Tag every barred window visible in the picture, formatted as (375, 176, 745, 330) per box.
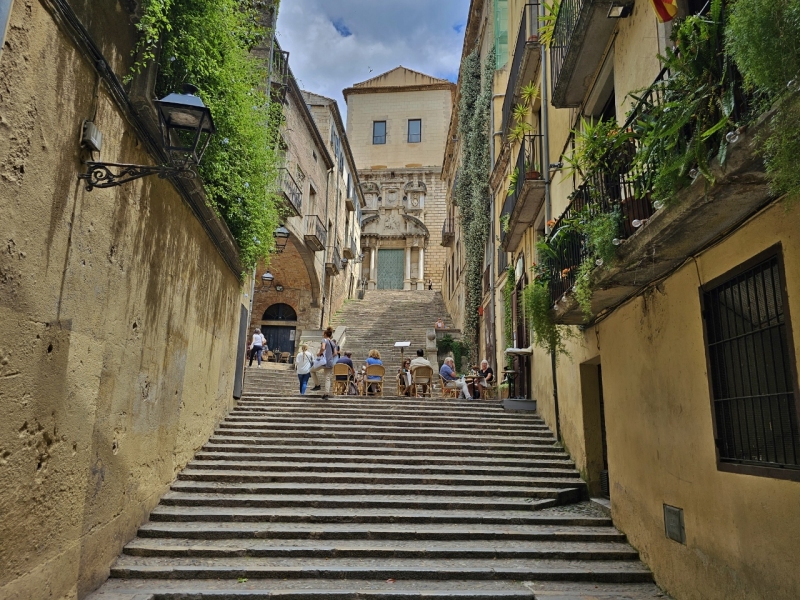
(702, 248, 800, 478)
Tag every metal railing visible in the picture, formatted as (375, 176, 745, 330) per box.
(502, 2, 540, 136)
(333, 245, 341, 269)
(305, 215, 327, 249)
(498, 248, 509, 274)
(500, 133, 544, 226)
(550, 0, 586, 100)
(351, 238, 359, 260)
(544, 57, 749, 306)
(278, 167, 302, 214)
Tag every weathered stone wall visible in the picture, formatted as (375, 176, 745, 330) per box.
(0, 2, 243, 597)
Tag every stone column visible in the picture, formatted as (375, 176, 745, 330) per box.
(404, 246, 412, 291)
(369, 246, 377, 290)
(417, 247, 425, 290)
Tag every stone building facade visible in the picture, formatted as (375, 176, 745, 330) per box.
(343, 67, 455, 291)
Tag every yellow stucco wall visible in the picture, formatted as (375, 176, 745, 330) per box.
(531, 201, 800, 599)
(0, 4, 242, 598)
(346, 88, 453, 170)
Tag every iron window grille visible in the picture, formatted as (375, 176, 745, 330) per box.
(408, 119, 422, 143)
(373, 121, 386, 145)
(702, 247, 800, 478)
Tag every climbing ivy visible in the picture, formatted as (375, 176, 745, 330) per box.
(455, 47, 495, 363)
(132, 0, 284, 270)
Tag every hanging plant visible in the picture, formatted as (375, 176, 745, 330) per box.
(538, 0, 561, 49)
(520, 82, 540, 107)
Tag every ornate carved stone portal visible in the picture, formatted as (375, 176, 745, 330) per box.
(360, 174, 430, 291)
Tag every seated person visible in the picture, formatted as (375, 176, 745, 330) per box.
(397, 358, 412, 395)
(439, 357, 472, 400)
(471, 359, 495, 398)
(365, 349, 383, 393)
(409, 348, 432, 370)
(435, 318, 445, 329)
(336, 350, 355, 380)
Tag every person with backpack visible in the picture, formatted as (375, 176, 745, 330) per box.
(294, 343, 315, 395)
(309, 326, 336, 399)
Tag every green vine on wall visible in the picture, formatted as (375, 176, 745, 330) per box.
(436, 334, 467, 372)
(133, 0, 284, 270)
(455, 47, 495, 363)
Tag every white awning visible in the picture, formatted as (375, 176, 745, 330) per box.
(504, 346, 533, 355)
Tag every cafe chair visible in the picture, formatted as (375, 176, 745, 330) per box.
(364, 365, 385, 397)
(411, 366, 433, 398)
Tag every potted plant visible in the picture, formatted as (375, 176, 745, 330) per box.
(525, 160, 541, 180)
(500, 213, 511, 233)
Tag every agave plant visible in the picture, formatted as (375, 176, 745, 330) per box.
(512, 103, 529, 123)
(520, 82, 540, 107)
(507, 121, 533, 145)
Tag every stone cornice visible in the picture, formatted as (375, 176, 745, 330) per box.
(343, 83, 456, 101)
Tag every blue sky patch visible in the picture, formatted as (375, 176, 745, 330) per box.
(332, 18, 352, 37)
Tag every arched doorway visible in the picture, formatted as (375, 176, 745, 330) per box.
(260, 303, 298, 359)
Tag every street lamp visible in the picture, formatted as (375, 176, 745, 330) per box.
(261, 271, 275, 289)
(79, 84, 216, 190)
(273, 225, 290, 253)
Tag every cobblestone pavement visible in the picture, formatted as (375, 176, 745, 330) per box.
(89, 387, 668, 599)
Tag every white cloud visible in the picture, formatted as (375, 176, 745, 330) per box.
(276, 0, 469, 121)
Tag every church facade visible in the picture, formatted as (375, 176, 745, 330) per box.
(343, 67, 455, 291)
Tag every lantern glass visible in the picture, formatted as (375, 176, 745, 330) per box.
(273, 225, 290, 253)
(154, 84, 216, 168)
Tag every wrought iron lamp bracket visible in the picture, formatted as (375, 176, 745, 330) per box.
(78, 161, 196, 191)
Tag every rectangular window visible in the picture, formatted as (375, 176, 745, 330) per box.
(702, 247, 800, 479)
(373, 121, 386, 145)
(408, 119, 422, 143)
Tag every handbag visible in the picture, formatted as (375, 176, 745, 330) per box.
(311, 355, 326, 371)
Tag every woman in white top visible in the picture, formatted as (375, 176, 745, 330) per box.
(248, 329, 265, 367)
(295, 343, 315, 395)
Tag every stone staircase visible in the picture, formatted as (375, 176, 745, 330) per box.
(332, 290, 454, 368)
(89, 389, 666, 599)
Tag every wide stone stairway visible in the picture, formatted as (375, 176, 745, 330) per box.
(332, 290, 453, 366)
(89, 383, 667, 598)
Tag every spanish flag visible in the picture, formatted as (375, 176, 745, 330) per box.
(649, 0, 678, 22)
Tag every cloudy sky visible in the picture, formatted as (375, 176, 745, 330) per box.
(276, 0, 469, 121)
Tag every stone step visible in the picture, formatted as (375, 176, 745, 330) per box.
(183, 460, 579, 479)
(135, 520, 624, 541)
(109, 556, 653, 583)
(213, 429, 556, 446)
(230, 407, 536, 422)
(177, 469, 584, 489)
(158, 491, 566, 510)
(195, 450, 575, 469)
(122, 538, 639, 560)
(89, 578, 668, 599)
(205, 435, 563, 453)
(169, 481, 579, 498)
(147, 504, 590, 525)
(219, 420, 549, 437)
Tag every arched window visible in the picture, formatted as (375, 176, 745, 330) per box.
(262, 303, 297, 321)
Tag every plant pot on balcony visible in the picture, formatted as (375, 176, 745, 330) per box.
(525, 170, 541, 180)
(528, 35, 539, 43)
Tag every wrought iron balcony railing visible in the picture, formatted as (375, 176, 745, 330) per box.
(501, 2, 541, 137)
(441, 217, 456, 247)
(500, 133, 545, 250)
(278, 167, 302, 216)
(326, 244, 342, 275)
(304, 215, 327, 252)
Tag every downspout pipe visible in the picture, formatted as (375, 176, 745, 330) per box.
(540, 2, 559, 441)
(540, 2, 552, 235)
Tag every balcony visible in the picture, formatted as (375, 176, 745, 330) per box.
(304, 215, 327, 252)
(545, 66, 768, 324)
(501, 2, 542, 136)
(500, 133, 545, 251)
(278, 167, 302, 216)
(441, 217, 456, 247)
(270, 42, 290, 104)
(326, 244, 342, 276)
(345, 186, 356, 212)
(343, 237, 358, 259)
(550, 0, 618, 108)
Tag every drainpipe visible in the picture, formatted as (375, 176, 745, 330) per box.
(540, 3, 552, 235)
(490, 93, 505, 372)
(320, 166, 333, 328)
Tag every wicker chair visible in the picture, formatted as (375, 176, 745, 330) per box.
(332, 363, 352, 395)
(279, 352, 290, 363)
(364, 365, 385, 396)
(411, 366, 434, 398)
(440, 375, 459, 399)
(264, 350, 275, 363)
